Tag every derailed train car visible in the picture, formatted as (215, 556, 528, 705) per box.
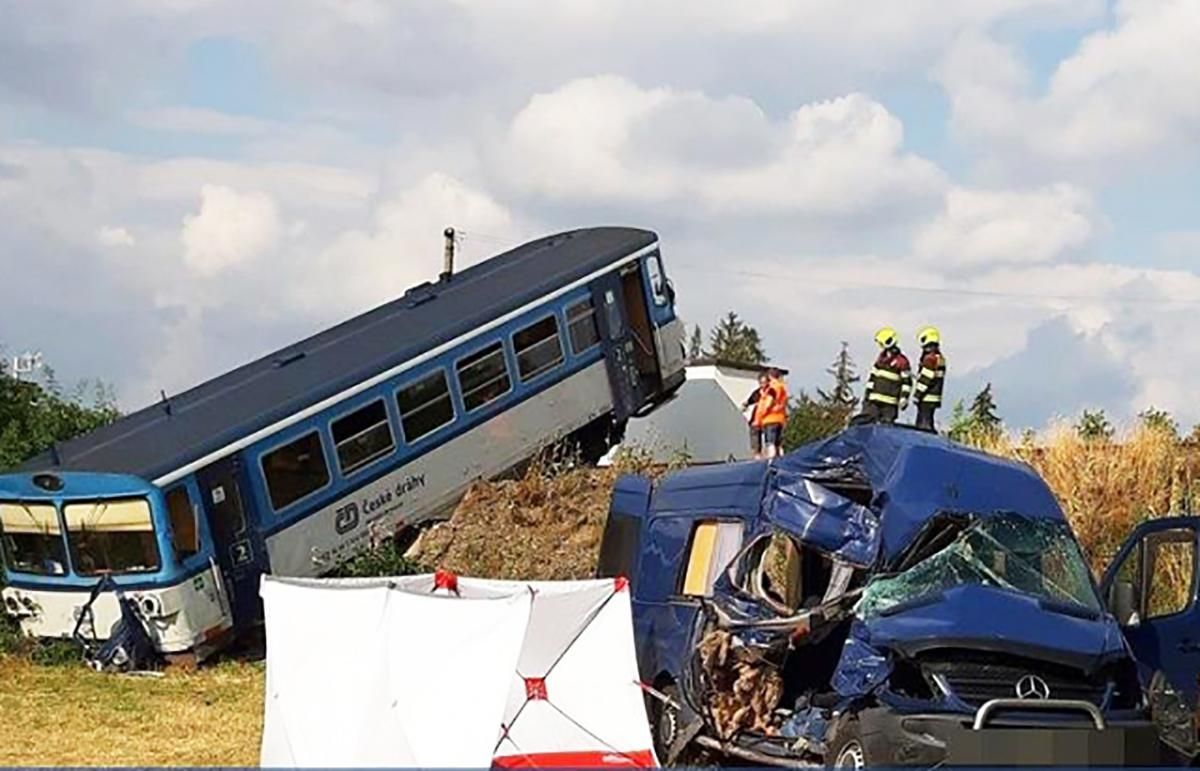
(598, 424, 1187, 767)
(1, 227, 686, 659)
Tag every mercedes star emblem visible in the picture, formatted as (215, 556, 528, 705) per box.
(1015, 674, 1051, 700)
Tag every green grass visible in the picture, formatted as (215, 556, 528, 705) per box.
(0, 655, 264, 765)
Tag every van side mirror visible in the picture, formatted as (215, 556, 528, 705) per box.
(1109, 580, 1139, 626)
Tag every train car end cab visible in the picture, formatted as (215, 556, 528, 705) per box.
(0, 471, 233, 658)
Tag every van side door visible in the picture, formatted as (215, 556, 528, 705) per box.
(1101, 516, 1200, 753)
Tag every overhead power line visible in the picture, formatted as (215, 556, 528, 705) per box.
(680, 265, 1200, 309)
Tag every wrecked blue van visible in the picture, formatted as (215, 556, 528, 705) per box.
(597, 425, 1175, 767)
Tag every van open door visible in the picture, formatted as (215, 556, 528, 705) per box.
(1100, 516, 1200, 758)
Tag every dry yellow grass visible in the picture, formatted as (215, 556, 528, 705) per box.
(977, 425, 1200, 573)
(0, 655, 264, 765)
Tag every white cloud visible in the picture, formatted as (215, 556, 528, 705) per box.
(96, 225, 135, 247)
(131, 106, 275, 136)
(914, 184, 1097, 267)
(139, 158, 371, 211)
(180, 184, 282, 276)
(938, 0, 1200, 170)
(500, 76, 944, 218)
(3, 0, 1197, 433)
(305, 171, 522, 314)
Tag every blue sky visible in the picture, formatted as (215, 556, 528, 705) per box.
(1, 0, 1198, 432)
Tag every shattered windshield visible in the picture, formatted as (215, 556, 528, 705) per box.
(857, 514, 1100, 618)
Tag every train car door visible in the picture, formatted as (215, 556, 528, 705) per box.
(592, 273, 646, 422)
(195, 455, 267, 628)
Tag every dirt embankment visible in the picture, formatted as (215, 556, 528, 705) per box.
(412, 464, 624, 580)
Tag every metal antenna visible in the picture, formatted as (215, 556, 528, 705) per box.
(440, 227, 456, 282)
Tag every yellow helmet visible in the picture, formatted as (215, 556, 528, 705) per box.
(918, 326, 941, 346)
(874, 327, 898, 348)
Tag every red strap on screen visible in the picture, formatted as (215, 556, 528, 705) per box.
(524, 677, 548, 700)
(433, 569, 459, 593)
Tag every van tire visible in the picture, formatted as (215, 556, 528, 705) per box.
(650, 682, 681, 762)
(826, 716, 873, 769)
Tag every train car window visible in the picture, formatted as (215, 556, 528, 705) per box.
(331, 399, 395, 475)
(63, 498, 160, 575)
(397, 370, 456, 442)
(262, 431, 330, 511)
(602, 289, 623, 339)
(513, 315, 564, 382)
(566, 299, 600, 354)
(0, 502, 67, 575)
(456, 341, 512, 412)
(646, 254, 668, 305)
(166, 487, 199, 561)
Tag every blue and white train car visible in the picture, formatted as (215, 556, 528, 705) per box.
(0, 227, 686, 657)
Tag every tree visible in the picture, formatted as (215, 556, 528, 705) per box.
(687, 324, 704, 362)
(1076, 409, 1114, 442)
(706, 311, 767, 366)
(817, 341, 859, 410)
(781, 343, 860, 451)
(947, 383, 1002, 444)
(782, 391, 845, 451)
(1138, 407, 1179, 439)
(969, 383, 1001, 430)
(0, 356, 120, 470)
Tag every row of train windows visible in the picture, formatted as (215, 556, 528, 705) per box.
(260, 299, 603, 512)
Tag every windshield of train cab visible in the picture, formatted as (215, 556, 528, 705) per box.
(0, 497, 161, 577)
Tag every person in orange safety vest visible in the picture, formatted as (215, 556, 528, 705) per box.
(756, 367, 788, 459)
(742, 371, 771, 458)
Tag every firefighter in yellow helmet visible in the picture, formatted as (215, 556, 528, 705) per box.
(912, 326, 947, 431)
(860, 327, 912, 424)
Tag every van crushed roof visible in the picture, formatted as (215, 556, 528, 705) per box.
(773, 424, 1065, 563)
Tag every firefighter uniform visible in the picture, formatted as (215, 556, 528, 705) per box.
(861, 327, 911, 424)
(913, 326, 946, 432)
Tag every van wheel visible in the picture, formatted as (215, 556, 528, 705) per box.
(651, 682, 681, 761)
(827, 717, 872, 769)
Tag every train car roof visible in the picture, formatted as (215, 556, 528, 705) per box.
(19, 226, 658, 481)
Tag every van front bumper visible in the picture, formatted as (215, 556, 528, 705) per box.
(858, 706, 1165, 766)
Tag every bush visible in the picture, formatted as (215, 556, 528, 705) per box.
(327, 539, 426, 579)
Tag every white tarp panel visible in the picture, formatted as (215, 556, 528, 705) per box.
(259, 577, 531, 768)
(260, 574, 656, 768)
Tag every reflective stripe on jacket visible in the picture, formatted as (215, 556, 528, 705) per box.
(865, 350, 912, 406)
(914, 348, 947, 405)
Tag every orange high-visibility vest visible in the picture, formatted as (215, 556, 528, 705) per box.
(758, 378, 788, 426)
